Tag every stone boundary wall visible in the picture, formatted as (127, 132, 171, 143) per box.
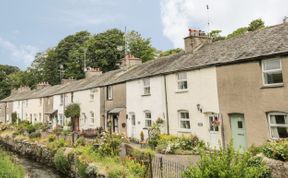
(0, 135, 105, 178)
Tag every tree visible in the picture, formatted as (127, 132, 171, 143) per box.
(227, 27, 248, 39)
(248, 19, 265, 31)
(0, 70, 11, 100)
(126, 31, 156, 62)
(208, 30, 226, 42)
(159, 48, 183, 57)
(65, 103, 80, 131)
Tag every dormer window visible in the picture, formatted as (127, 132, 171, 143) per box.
(177, 72, 188, 90)
(143, 78, 151, 95)
(262, 59, 283, 85)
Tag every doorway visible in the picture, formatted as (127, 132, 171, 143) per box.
(230, 114, 247, 151)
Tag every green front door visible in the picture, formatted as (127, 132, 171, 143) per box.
(230, 114, 247, 151)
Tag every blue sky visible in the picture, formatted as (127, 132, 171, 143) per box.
(0, 0, 287, 69)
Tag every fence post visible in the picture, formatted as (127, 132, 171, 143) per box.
(149, 154, 153, 178)
(160, 157, 163, 178)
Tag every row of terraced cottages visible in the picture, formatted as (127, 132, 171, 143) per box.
(1, 22, 288, 150)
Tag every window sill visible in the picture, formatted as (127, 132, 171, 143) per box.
(141, 94, 151, 97)
(261, 83, 284, 89)
(175, 89, 188, 93)
(143, 127, 150, 130)
(178, 129, 192, 133)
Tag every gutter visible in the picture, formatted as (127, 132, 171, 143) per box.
(163, 75, 170, 135)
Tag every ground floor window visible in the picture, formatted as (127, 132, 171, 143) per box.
(268, 112, 288, 139)
(144, 111, 152, 128)
(179, 110, 190, 129)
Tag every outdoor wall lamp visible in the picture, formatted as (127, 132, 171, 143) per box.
(197, 104, 202, 113)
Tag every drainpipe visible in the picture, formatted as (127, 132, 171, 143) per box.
(4, 102, 7, 123)
(220, 113, 226, 149)
(163, 75, 170, 135)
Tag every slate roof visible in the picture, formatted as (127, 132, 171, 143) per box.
(2, 23, 288, 102)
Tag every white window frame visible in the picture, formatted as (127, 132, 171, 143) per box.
(262, 59, 283, 86)
(39, 98, 42, 106)
(144, 110, 152, 128)
(143, 78, 151, 95)
(107, 86, 113, 100)
(90, 111, 95, 123)
(178, 110, 191, 130)
(177, 72, 188, 91)
(90, 93, 95, 101)
(268, 112, 288, 139)
(60, 95, 64, 106)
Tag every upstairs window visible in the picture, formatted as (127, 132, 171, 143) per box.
(144, 111, 152, 128)
(39, 98, 42, 106)
(71, 92, 74, 103)
(179, 110, 190, 129)
(107, 86, 113, 100)
(268, 113, 288, 139)
(177, 72, 188, 90)
(143, 78, 151, 95)
(90, 93, 94, 101)
(60, 95, 64, 106)
(262, 59, 283, 85)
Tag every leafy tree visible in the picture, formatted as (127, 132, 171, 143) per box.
(227, 27, 248, 39)
(64, 103, 80, 118)
(0, 70, 11, 100)
(86, 29, 125, 72)
(208, 30, 226, 42)
(126, 31, 156, 62)
(248, 18, 265, 31)
(159, 48, 183, 57)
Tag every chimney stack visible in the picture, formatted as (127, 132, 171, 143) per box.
(85, 67, 102, 78)
(184, 29, 210, 53)
(120, 54, 142, 69)
(36, 82, 50, 90)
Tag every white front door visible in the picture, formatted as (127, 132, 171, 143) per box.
(208, 115, 221, 149)
(131, 114, 136, 137)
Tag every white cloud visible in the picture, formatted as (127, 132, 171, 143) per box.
(160, 0, 288, 48)
(0, 37, 38, 67)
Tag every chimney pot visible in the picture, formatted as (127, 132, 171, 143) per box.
(184, 28, 210, 53)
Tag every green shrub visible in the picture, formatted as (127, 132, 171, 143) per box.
(148, 123, 161, 148)
(26, 124, 36, 134)
(0, 149, 25, 178)
(53, 148, 71, 174)
(76, 159, 88, 178)
(156, 134, 205, 154)
(261, 139, 288, 161)
(47, 138, 68, 152)
(98, 134, 123, 156)
(108, 167, 128, 178)
(28, 131, 41, 138)
(125, 160, 146, 177)
(182, 144, 271, 178)
(75, 137, 86, 147)
(48, 134, 56, 142)
(65, 103, 80, 118)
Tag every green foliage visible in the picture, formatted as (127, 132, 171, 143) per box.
(53, 147, 71, 174)
(47, 138, 69, 152)
(159, 48, 183, 57)
(227, 27, 248, 39)
(64, 103, 80, 118)
(126, 31, 156, 62)
(48, 134, 56, 142)
(156, 134, 205, 154)
(261, 139, 288, 161)
(182, 144, 271, 178)
(0, 149, 25, 178)
(208, 30, 226, 42)
(98, 134, 123, 156)
(125, 160, 146, 177)
(76, 159, 89, 178)
(75, 137, 86, 147)
(248, 18, 265, 31)
(28, 131, 41, 138)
